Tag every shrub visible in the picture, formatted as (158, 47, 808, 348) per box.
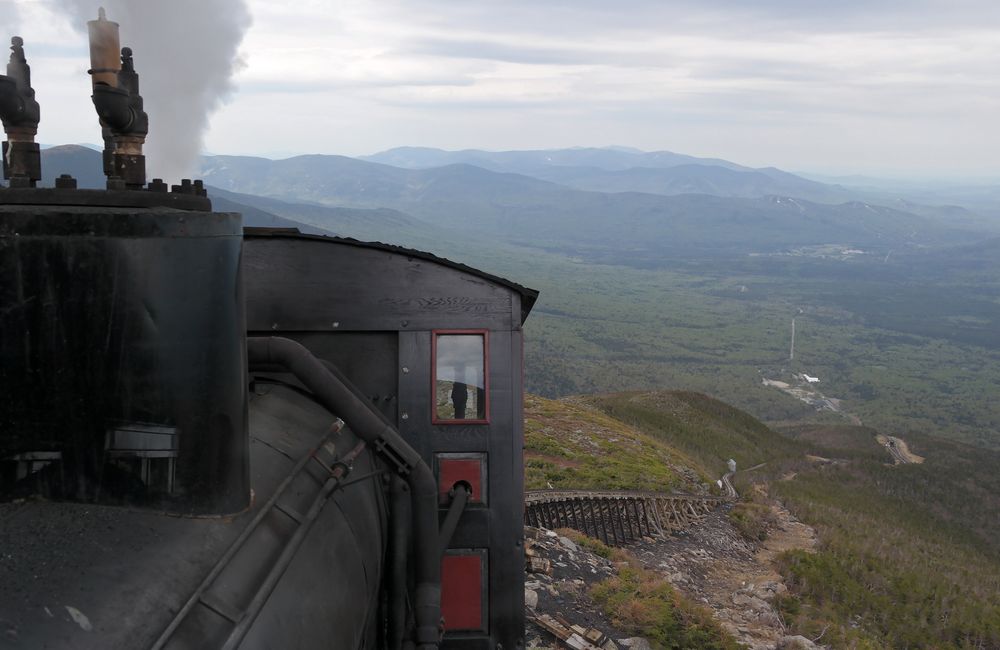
(590, 553, 741, 650)
(728, 501, 777, 542)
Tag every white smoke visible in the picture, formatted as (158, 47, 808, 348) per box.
(52, 0, 251, 183)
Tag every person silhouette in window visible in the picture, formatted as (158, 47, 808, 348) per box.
(451, 381, 468, 419)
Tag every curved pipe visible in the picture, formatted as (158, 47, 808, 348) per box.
(246, 336, 441, 650)
(91, 83, 134, 131)
(438, 483, 470, 558)
(388, 475, 411, 650)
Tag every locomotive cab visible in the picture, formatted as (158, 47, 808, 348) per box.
(243, 229, 537, 649)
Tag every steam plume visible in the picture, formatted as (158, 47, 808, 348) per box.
(54, 0, 251, 182)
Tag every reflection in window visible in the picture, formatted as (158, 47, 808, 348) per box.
(435, 333, 487, 422)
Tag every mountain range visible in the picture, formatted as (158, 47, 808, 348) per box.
(34, 144, 989, 262)
(362, 146, 854, 203)
(197, 150, 982, 258)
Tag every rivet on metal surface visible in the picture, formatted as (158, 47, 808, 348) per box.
(332, 321, 340, 328)
(401, 320, 409, 327)
(401, 412, 409, 420)
(402, 366, 409, 374)
(271, 323, 278, 330)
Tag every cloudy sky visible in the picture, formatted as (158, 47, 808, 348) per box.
(3, 0, 1000, 179)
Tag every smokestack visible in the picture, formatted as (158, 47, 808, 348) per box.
(58, 0, 251, 183)
(86, 8, 120, 88)
(87, 8, 148, 189)
(0, 36, 41, 187)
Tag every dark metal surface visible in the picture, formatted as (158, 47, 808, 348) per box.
(0, 206, 246, 514)
(0, 185, 212, 211)
(0, 382, 387, 650)
(243, 229, 538, 325)
(240, 231, 535, 649)
(247, 336, 443, 650)
(281, 331, 400, 424)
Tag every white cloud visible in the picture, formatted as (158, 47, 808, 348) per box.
(6, 0, 1000, 177)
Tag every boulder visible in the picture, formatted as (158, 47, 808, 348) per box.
(524, 588, 538, 609)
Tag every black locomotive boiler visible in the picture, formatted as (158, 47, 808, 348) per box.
(0, 14, 537, 650)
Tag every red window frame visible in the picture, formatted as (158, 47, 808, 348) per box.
(435, 452, 487, 505)
(431, 329, 490, 425)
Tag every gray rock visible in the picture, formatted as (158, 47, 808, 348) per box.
(777, 635, 820, 649)
(524, 588, 538, 609)
(617, 638, 652, 650)
(558, 535, 579, 552)
(732, 593, 754, 607)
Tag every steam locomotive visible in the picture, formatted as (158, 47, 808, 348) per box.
(0, 12, 536, 650)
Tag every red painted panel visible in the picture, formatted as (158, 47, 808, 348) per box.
(438, 458, 483, 503)
(441, 554, 484, 631)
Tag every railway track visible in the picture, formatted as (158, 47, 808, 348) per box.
(720, 472, 737, 499)
(524, 489, 733, 546)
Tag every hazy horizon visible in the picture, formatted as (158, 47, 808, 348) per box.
(39, 140, 1000, 187)
(5, 0, 999, 181)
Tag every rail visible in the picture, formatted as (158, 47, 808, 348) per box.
(524, 489, 732, 547)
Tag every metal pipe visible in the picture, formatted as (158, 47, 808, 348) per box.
(247, 336, 441, 650)
(86, 8, 121, 88)
(388, 475, 411, 650)
(438, 483, 470, 557)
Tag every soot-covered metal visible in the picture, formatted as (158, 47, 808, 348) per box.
(0, 204, 247, 513)
(0, 16, 243, 515)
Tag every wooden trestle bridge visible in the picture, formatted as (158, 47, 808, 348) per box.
(524, 490, 731, 547)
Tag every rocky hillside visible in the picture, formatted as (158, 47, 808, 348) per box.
(523, 392, 822, 649)
(525, 391, 1000, 649)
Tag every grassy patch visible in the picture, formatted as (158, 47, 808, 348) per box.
(590, 551, 741, 650)
(524, 394, 711, 492)
(585, 390, 804, 473)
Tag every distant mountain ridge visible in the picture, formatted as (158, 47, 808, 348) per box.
(199, 151, 976, 257)
(361, 146, 856, 203)
(361, 145, 751, 173)
(31, 145, 987, 261)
